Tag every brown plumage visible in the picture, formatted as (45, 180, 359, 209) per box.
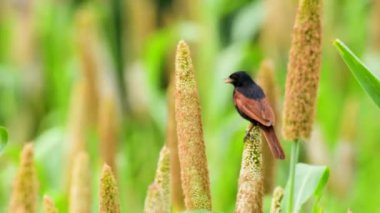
(233, 91, 275, 126)
(226, 71, 285, 159)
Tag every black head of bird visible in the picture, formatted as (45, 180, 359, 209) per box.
(224, 71, 255, 87)
(225, 71, 265, 100)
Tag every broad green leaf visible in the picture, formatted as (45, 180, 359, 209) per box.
(283, 163, 329, 212)
(334, 39, 380, 108)
(0, 127, 8, 153)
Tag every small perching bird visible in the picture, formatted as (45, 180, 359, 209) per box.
(225, 71, 285, 159)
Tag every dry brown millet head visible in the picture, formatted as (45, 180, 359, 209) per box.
(99, 164, 121, 213)
(174, 40, 212, 210)
(282, 0, 322, 141)
(9, 143, 38, 213)
(69, 152, 91, 213)
(235, 124, 263, 213)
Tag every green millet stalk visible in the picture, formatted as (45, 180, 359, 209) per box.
(69, 152, 91, 213)
(175, 40, 212, 210)
(99, 164, 121, 213)
(283, 0, 322, 141)
(256, 59, 280, 194)
(43, 196, 58, 213)
(235, 124, 263, 213)
(9, 143, 38, 213)
(144, 146, 171, 213)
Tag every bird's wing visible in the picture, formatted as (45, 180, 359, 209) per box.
(234, 91, 275, 127)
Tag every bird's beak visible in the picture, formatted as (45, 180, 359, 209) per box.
(224, 77, 233, 84)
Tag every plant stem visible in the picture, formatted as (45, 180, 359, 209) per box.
(287, 139, 300, 213)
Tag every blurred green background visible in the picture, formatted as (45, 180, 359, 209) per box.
(0, 0, 379, 212)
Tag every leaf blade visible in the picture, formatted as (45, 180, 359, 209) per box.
(282, 163, 329, 212)
(334, 39, 380, 108)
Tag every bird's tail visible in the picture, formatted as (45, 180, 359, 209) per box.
(260, 125, 285, 159)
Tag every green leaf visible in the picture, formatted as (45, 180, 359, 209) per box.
(334, 39, 380, 108)
(283, 163, 329, 212)
(0, 126, 8, 153)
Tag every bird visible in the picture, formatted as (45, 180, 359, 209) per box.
(225, 71, 285, 159)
